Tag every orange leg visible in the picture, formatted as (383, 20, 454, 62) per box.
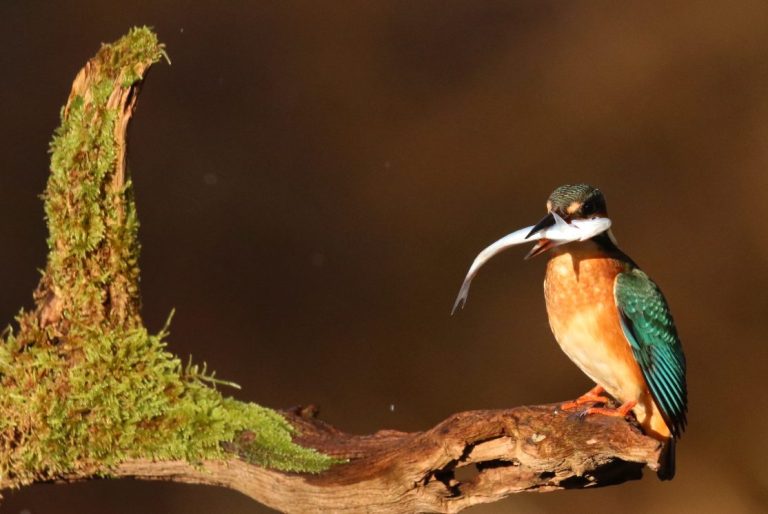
(583, 400, 637, 418)
(560, 385, 611, 411)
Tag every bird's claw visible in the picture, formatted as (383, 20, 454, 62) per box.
(558, 385, 611, 412)
(582, 400, 637, 418)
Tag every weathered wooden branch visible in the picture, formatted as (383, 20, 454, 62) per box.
(0, 28, 664, 513)
(46, 404, 661, 513)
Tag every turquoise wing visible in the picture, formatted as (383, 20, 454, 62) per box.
(614, 269, 687, 437)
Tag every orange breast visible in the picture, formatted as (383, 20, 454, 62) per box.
(544, 242, 670, 439)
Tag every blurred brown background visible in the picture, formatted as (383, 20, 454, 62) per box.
(1, 1, 767, 513)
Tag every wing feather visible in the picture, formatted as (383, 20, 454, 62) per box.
(614, 269, 687, 437)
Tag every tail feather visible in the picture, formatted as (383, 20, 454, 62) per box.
(657, 438, 676, 480)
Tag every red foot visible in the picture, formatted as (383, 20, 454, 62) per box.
(584, 400, 637, 418)
(560, 385, 611, 411)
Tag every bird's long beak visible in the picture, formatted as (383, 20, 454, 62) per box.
(526, 212, 556, 239)
(451, 213, 611, 314)
(524, 212, 559, 260)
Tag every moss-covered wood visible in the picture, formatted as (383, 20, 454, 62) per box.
(0, 27, 666, 512)
(0, 27, 337, 490)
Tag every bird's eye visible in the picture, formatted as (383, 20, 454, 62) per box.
(580, 200, 596, 216)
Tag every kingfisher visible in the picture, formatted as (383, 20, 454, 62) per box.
(452, 184, 687, 480)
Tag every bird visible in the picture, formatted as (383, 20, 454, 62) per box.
(452, 183, 687, 480)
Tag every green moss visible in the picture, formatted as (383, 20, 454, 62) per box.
(0, 323, 337, 484)
(0, 27, 340, 487)
(43, 30, 158, 330)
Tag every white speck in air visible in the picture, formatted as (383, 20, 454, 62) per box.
(389, 404, 395, 412)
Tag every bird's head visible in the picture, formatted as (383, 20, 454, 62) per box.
(524, 184, 609, 258)
(451, 183, 613, 313)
